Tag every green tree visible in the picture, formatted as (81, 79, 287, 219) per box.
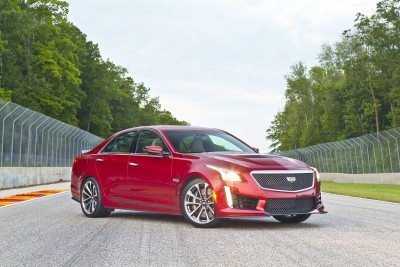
(267, 0, 400, 151)
(0, 0, 187, 137)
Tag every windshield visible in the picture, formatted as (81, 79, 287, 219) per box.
(164, 130, 256, 154)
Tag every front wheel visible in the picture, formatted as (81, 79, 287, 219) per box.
(80, 177, 111, 218)
(273, 214, 311, 223)
(181, 178, 221, 228)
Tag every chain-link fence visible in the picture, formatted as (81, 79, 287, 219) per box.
(278, 128, 400, 174)
(0, 98, 104, 167)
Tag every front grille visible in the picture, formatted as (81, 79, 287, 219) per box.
(232, 194, 258, 210)
(265, 198, 315, 215)
(251, 171, 314, 192)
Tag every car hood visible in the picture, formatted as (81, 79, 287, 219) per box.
(202, 153, 310, 170)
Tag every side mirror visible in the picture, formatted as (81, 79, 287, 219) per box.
(252, 147, 260, 153)
(144, 146, 164, 156)
(81, 149, 90, 155)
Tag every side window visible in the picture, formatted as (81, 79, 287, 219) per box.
(136, 130, 167, 153)
(102, 131, 137, 153)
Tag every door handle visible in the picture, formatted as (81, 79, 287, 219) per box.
(96, 158, 104, 162)
(128, 162, 138, 166)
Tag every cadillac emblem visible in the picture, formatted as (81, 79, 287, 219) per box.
(286, 176, 296, 182)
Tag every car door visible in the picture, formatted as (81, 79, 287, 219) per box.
(94, 131, 137, 204)
(126, 130, 175, 211)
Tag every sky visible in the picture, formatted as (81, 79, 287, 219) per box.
(66, 0, 378, 152)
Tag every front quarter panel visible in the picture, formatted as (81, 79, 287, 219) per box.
(171, 154, 258, 216)
(171, 152, 324, 218)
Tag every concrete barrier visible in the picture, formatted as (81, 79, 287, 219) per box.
(0, 167, 71, 189)
(321, 172, 400, 185)
(1, 168, 399, 189)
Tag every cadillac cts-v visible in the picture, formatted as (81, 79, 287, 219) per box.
(71, 126, 326, 228)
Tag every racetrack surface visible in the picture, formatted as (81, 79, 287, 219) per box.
(0, 192, 399, 266)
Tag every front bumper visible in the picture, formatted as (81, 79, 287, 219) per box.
(217, 204, 327, 218)
(210, 178, 326, 218)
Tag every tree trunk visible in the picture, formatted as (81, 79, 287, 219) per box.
(371, 88, 379, 134)
(87, 93, 100, 132)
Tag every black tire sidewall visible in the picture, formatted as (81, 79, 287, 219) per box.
(273, 214, 311, 223)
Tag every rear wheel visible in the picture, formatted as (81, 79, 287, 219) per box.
(181, 178, 221, 228)
(273, 214, 311, 223)
(80, 177, 111, 218)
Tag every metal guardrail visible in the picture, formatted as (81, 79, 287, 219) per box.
(0, 98, 104, 167)
(278, 128, 400, 174)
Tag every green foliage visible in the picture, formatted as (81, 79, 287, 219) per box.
(0, 88, 12, 100)
(267, 0, 400, 152)
(0, 0, 187, 138)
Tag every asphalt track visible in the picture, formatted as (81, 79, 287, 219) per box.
(0, 191, 399, 266)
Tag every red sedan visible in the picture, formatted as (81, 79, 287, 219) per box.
(71, 126, 326, 228)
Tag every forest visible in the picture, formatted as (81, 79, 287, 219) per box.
(0, 0, 188, 138)
(267, 0, 400, 152)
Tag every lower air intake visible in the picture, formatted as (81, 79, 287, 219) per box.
(232, 194, 258, 210)
(265, 198, 314, 215)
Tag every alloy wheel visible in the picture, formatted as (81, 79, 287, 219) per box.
(81, 181, 98, 214)
(184, 182, 215, 224)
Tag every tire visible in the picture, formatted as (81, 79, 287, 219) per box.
(181, 178, 221, 228)
(80, 177, 111, 218)
(273, 214, 311, 223)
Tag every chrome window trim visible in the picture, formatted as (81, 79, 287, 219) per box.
(250, 170, 315, 193)
(129, 152, 173, 158)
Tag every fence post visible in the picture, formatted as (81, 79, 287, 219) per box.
(54, 124, 68, 167)
(18, 112, 37, 166)
(389, 129, 400, 172)
(345, 139, 359, 174)
(333, 142, 346, 173)
(46, 121, 62, 167)
(10, 108, 29, 166)
(321, 143, 334, 173)
(62, 127, 76, 166)
(68, 129, 81, 165)
(303, 148, 312, 166)
(369, 134, 385, 172)
(327, 142, 339, 173)
(353, 137, 365, 174)
(27, 115, 44, 167)
(40, 119, 56, 167)
(74, 131, 85, 158)
(313, 145, 325, 172)
(50, 122, 65, 167)
(33, 117, 50, 166)
(1, 106, 20, 166)
(378, 132, 393, 173)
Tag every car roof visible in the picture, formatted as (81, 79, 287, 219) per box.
(124, 125, 222, 132)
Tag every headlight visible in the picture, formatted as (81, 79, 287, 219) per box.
(311, 167, 320, 182)
(205, 164, 242, 182)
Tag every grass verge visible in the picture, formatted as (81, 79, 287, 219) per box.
(322, 182, 400, 203)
